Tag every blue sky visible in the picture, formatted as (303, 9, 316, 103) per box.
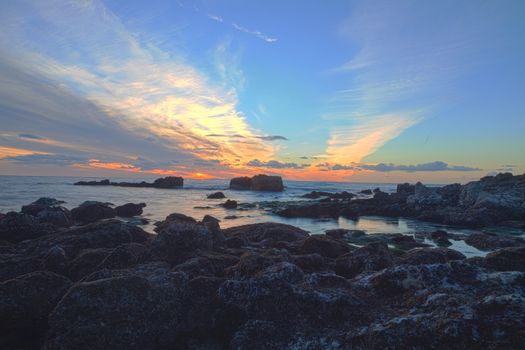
(0, 0, 523, 182)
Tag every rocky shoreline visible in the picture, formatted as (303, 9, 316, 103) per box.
(1, 187, 525, 349)
(74, 176, 184, 189)
(274, 172, 525, 229)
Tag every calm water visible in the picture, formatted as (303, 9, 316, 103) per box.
(1, 175, 523, 257)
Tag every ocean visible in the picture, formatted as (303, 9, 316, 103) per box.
(1, 175, 522, 257)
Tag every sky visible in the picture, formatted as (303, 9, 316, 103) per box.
(0, 0, 524, 183)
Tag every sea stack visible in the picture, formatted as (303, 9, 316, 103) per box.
(74, 176, 183, 189)
(229, 174, 284, 192)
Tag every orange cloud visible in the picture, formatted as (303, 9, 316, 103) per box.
(0, 146, 50, 159)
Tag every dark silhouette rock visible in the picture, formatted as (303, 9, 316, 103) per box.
(75, 176, 183, 189)
(115, 203, 146, 217)
(74, 179, 110, 186)
(230, 174, 284, 191)
(207, 192, 226, 199)
(484, 247, 525, 271)
(71, 202, 116, 224)
(0, 271, 72, 349)
(0, 212, 55, 243)
(222, 200, 238, 209)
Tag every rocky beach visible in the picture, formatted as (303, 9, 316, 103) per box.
(0, 173, 524, 349)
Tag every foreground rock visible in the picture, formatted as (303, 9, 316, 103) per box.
(115, 203, 146, 217)
(71, 201, 116, 224)
(230, 174, 284, 192)
(74, 176, 184, 189)
(1, 201, 524, 349)
(275, 172, 525, 228)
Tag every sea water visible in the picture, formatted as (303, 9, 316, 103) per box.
(1, 175, 523, 257)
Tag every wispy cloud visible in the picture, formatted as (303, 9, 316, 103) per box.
(232, 23, 277, 43)
(0, 0, 277, 177)
(247, 159, 310, 169)
(207, 14, 223, 23)
(318, 161, 481, 172)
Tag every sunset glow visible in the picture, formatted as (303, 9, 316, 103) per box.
(0, 0, 523, 182)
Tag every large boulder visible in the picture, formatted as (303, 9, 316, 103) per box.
(71, 202, 116, 224)
(229, 176, 253, 190)
(0, 271, 72, 349)
(335, 242, 393, 278)
(223, 222, 309, 245)
(395, 247, 466, 266)
(207, 192, 226, 199)
(115, 203, 146, 217)
(21, 198, 73, 227)
(152, 176, 183, 188)
(229, 175, 284, 192)
(44, 275, 184, 349)
(251, 175, 284, 192)
(154, 213, 197, 233)
(0, 212, 55, 243)
(152, 222, 214, 265)
(484, 247, 525, 271)
(298, 235, 351, 258)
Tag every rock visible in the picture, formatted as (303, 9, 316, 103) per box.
(71, 202, 116, 224)
(115, 203, 146, 217)
(201, 215, 225, 245)
(335, 242, 393, 278)
(360, 189, 373, 195)
(45, 275, 184, 349)
(396, 247, 466, 266)
(252, 175, 284, 192)
(225, 250, 291, 278)
(5, 220, 151, 280)
(464, 232, 525, 251)
(291, 253, 324, 271)
(225, 237, 245, 248)
(0, 212, 55, 243)
(222, 200, 238, 209)
(223, 222, 309, 244)
(74, 179, 110, 186)
(42, 245, 68, 274)
(229, 176, 253, 190)
(484, 247, 525, 271)
(0, 271, 72, 349)
(152, 176, 183, 188)
(298, 235, 351, 258)
(230, 174, 284, 192)
(325, 228, 351, 239)
(21, 198, 73, 227)
(430, 230, 452, 246)
(98, 243, 150, 270)
(74, 177, 184, 188)
(152, 222, 214, 265)
(67, 248, 112, 281)
(207, 192, 226, 199)
(389, 234, 430, 250)
(154, 213, 197, 233)
(174, 252, 239, 278)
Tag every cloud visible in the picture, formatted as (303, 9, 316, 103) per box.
(246, 159, 310, 169)
(255, 135, 288, 141)
(6, 153, 88, 166)
(324, 113, 420, 164)
(0, 0, 277, 176)
(18, 133, 43, 140)
(208, 14, 223, 23)
(231, 23, 277, 43)
(320, 161, 480, 172)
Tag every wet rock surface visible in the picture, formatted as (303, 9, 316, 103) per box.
(277, 172, 525, 229)
(0, 195, 524, 349)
